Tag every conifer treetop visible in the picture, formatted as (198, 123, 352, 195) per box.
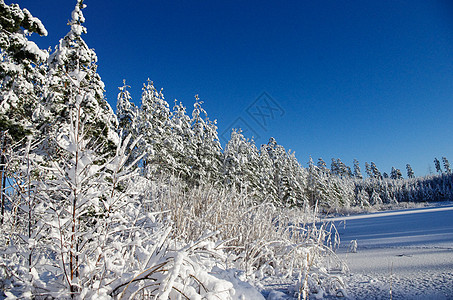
(49, 0, 95, 70)
(0, 0, 48, 63)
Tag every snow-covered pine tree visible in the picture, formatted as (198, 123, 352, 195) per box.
(201, 107, 222, 184)
(442, 157, 451, 174)
(390, 167, 398, 180)
(369, 189, 383, 206)
(355, 188, 370, 207)
(190, 95, 222, 186)
(370, 162, 382, 180)
(336, 158, 349, 178)
(169, 99, 196, 182)
(317, 158, 329, 175)
(406, 164, 415, 178)
(434, 158, 442, 174)
(0, 0, 48, 141)
(138, 79, 175, 178)
(222, 129, 240, 187)
(45, 0, 118, 156)
(284, 150, 308, 206)
(263, 137, 307, 206)
(307, 157, 318, 206)
(258, 142, 279, 203)
(265, 137, 287, 202)
(116, 80, 137, 137)
(330, 158, 338, 176)
(365, 162, 372, 178)
(353, 159, 362, 179)
(222, 129, 260, 196)
(347, 165, 353, 177)
(307, 156, 330, 209)
(327, 173, 355, 209)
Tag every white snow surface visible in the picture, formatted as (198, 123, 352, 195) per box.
(325, 204, 453, 299)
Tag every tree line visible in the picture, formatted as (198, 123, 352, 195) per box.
(1, 0, 452, 215)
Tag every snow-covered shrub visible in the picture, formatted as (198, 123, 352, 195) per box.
(0, 137, 47, 299)
(0, 97, 249, 299)
(151, 178, 348, 298)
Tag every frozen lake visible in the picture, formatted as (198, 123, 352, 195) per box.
(326, 204, 453, 299)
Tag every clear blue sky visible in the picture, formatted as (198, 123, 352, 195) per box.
(18, 0, 453, 176)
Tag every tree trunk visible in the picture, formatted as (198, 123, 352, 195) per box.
(0, 132, 7, 224)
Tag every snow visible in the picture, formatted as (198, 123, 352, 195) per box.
(24, 40, 48, 62)
(23, 8, 48, 36)
(267, 290, 291, 299)
(325, 204, 453, 299)
(211, 267, 266, 300)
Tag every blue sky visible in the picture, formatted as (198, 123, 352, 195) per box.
(19, 0, 453, 176)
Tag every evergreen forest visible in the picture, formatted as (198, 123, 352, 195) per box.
(0, 1, 451, 298)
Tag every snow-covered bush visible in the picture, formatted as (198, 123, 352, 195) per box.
(0, 96, 251, 299)
(150, 177, 348, 298)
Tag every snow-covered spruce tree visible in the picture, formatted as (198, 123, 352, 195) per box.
(189, 95, 222, 186)
(390, 167, 403, 180)
(308, 156, 354, 210)
(265, 137, 291, 205)
(406, 163, 415, 178)
(257, 142, 279, 203)
(306, 157, 318, 207)
(355, 187, 370, 207)
(222, 129, 246, 188)
(369, 189, 383, 206)
(44, 0, 118, 156)
(222, 129, 261, 197)
(137, 79, 174, 178)
(370, 162, 382, 180)
(0, 0, 48, 142)
(116, 80, 137, 138)
(283, 150, 308, 206)
(168, 99, 196, 182)
(353, 158, 362, 179)
(317, 158, 329, 175)
(307, 157, 329, 208)
(332, 173, 356, 209)
(263, 137, 307, 207)
(364, 162, 372, 178)
(328, 159, 350, 178)
(330, 158, 338, 176)
(434, 158, 442, 174)
(116, 80, 152, 176)
(442, 157, 451, 174)
(336, 158, 350, 178)
(347, 165, 353, 177)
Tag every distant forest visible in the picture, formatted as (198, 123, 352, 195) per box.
(1, 0, 452, 214)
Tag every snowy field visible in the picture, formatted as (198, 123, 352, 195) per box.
(326, 204, 453, 299)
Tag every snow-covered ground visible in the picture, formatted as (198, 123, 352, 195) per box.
(326, 204, 453, 299)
